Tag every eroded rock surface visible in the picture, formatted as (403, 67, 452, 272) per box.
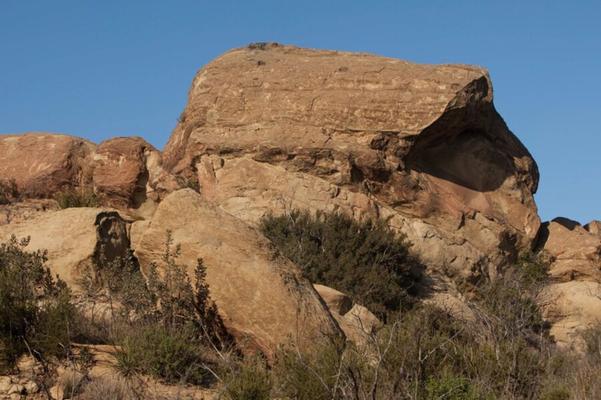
(539, 219, 601, 348)
(0, 133, 95, 198)
(132, 189, 342, 357)
(0, 134, 178, 216)
(92, 137, 178, 211)
(0, 207, 131, 288)
(164, 44, 540, 287)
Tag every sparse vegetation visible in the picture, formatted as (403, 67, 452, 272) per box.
(4, 223, 601, 399)
(217, 252, 601, 400)
(109, 232, 230, 385)
(55, 188, 100, 209)
(260, 210, 423, 318)
(0, 179, 18, 205)
(78, 376, 136, 400)
(0, 236, 76, 369)
(223, 356, 272, 400)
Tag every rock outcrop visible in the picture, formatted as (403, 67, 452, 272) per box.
(163, 44, 540, 287)
(0, 134, 178, 217)
(0, 133, 95, 198)
(538, 218, 601, 348)
(92, 137, 178, 212)
(3, 44, 599, 353)
(132, 189, 342, 357)
(0, 207, 131, 288)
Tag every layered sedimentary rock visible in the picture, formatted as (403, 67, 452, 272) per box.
(538, 218, 601, 348)
(163, 44, 540, 286)
(132, 189, 342, 357)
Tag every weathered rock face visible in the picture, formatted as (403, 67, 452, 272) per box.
(538, 218, 601, 348)
(92, 137, 178, 211)
(0, 133, 95, 198)
(0, 207, 131, 288)
(163, 44, 540, 285)
(132, 189, 342, 357)
(0, 134, 178, 215)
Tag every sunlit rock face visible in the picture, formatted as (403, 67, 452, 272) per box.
(163, 43, 540, 287)
(538, 218, 601, 349)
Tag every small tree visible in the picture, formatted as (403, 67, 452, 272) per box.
(0, 236, 75, 369)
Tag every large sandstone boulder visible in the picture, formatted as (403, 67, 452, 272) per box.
(132, 189, 341, 357)
(0, 208, 131, 288)
(163, 44, 540, 286)
(0, 133, 95, 198)
(539, 218, 601, 348)
(92, 136, 178, 212)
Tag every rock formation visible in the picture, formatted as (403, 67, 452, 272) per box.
(163, 44, 540, 288)
(0, 134, 178, 218)
(0, 207, 130, 288)
(0, 133, 95, 198)
(132, 189, 341, 357)
(538, 218, 601, 347)
(0, 44, 596, 354)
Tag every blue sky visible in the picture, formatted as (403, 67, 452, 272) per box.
(1, 1, 599, 223)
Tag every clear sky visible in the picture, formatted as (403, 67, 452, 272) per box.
(1, 1, 599, 223)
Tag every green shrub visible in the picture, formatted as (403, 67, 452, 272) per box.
(112, 232, 229, 385)
(116, 325, 211, 385)
(260, 210, 422, 318)
(425, 373, 481, 400)
(0, 236, 76, 368)
(55, 188, 100, 208)
(223, 356, 272, 400)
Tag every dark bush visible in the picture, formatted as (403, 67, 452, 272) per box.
(0, 179, 18, 205)
(260, 210, 423, 318)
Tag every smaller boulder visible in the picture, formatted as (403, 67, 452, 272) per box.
(313, 284, 381, 346)
(313, 284, 352, 315)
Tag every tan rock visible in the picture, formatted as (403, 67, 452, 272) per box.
(313, 284, 352, 315)
(0, 377, 11, 393)
(0, 199, 58, 226)
(0, 208, 131, 288)
(313, 284, 381, 346)
(585, 220, 601, 237)
(539, 218, 601, 348)
(542, 219, 601, 282)
(6, 384, 23, 396)
(92, 137, 178, 210)
(0, 133, 95, 198)
(133, 189, 341, 357)
(163, 44, 540, 287)
(540, 281, 601, 349)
